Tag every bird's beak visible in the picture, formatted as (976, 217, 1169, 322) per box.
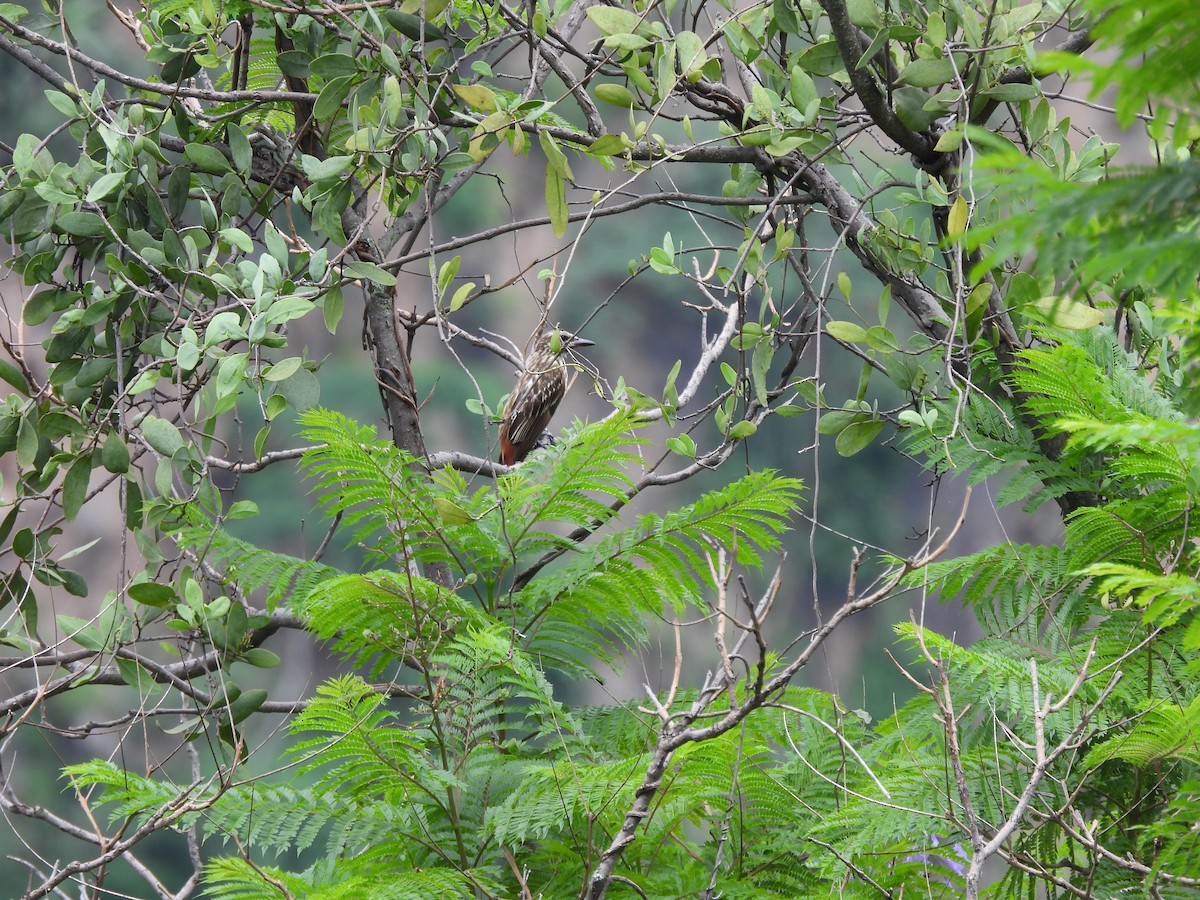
(569, 336, 594, 348)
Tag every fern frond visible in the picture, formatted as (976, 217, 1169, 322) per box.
(297, 571, 486, 676)
(1065, 492, 1191, 570)
(1084, 562, 1200, 639)
(904, 376, 1093, 510)
(204, 857, 311, 900)
(205, 855, 494, 900)
(200, 784, 337, 858)
(173, 515, 339, 611)
(1014, 341, 1128, 429)
(487, 753, 650, 846)
(427, 626, 584, 749)
(297, 409, 464, 573)
(497, 412, 643, 559)
(288, 675, 453, 806)
(907, 542, 1086, 650)
(61, 760, 217, 829)
(514, 470, 803, 672)
(1083, 696, 1200, 768)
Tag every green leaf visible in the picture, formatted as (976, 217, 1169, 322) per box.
(1028, 297, 1105, 330)
(934, 130, 964, 152)
(115, 657, 155, 689)
(897, 57, 956, 88)
(965, 282, 993, 316)
(588, 134, 627, 156)
(0, 5, 30, 23)
(227, 501, 258, 521)
(835, 419, 884, 456)
(595, 84, 637, 107)
(648, 246, 680, 275)
(666, 434, 696, 457)
(220, 227, 254, 253)
(846, 0, 880, 28)
(240, 648, 281, 669)
(0, 506, 18, 547)
(254, 424, 270, 459)
(56, 211, 106, 237)
(225, 688, 269, 724)
(866, 326, 899, 352)
(795, 40, 845, 76)
(23, 289, 65, 327)
(264, 357, 303, 382)
(47, 565, 87, 598)
(539, 130, 572, 179)
(858, 26, 891, 70)
(789, 66, 818, 109)
(451, 83, 498, 112)
(434, 497, 476, 525)
(310, 52, 357, 79)
(275, 367, 320, 412)
(437, 255, 462, 296)
(85, 171, 125, 202)
(265, 393, 288, 420)
(127, 369, 159, 395)
(751, 341, 773, 405)
(772, 0, 800, 33)
(2, 570, 34, 630)
(227, 124, 251, 175)
(383, 9, 449, 41)
(322, 284, 344, 333)
(12, 527, 34, 559)
(343, 261, 397, 286)
(546, 167, 568, 238)
(676, 30, 707, 79)
(314, 75, 354, 121)
(56, 614, 103, 651)
(303, 155, 353, 182)
(947, 194, 968, 237)
(167, 164, 191, 219)
(184, 142, 232, 174)
(0, 359, 30, 395)
(16, 413, 38, 468)
(981, 82, 1040, 103)
(818, 410, 867, 434)
(728, 420, 757, 439)
(448, 282, 476, 312)
(176, 340, 200, 373)
(129, 582, 176, 608)
(62, 455, 92, 520)
(141, 415, 185, 456)
(826, 321, 870, 343)
(586, 6, 643, 35)
(264, 222, 288, 266)
(101, 431, 130, 473)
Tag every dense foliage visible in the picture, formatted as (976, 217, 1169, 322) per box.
(1, 0, 1198, 897)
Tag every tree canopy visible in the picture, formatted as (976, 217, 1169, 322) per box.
(1, 0, 1199, 897)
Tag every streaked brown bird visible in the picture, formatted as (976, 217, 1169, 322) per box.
(498, 329, 593, 465)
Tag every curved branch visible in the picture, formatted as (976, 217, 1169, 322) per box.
(0, 16, 315, 104)
(0, 612, 304, 719)
(973, 23, 1098, 126)
(583, 492, 971, 899)
(788, 155, 951, 341)
(815, 0, 939, 165)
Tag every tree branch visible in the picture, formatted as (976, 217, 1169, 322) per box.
(815, 0, 939, 165)
(583, 491, 971, 899)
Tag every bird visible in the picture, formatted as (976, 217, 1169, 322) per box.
(498, 328, 593, 465)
